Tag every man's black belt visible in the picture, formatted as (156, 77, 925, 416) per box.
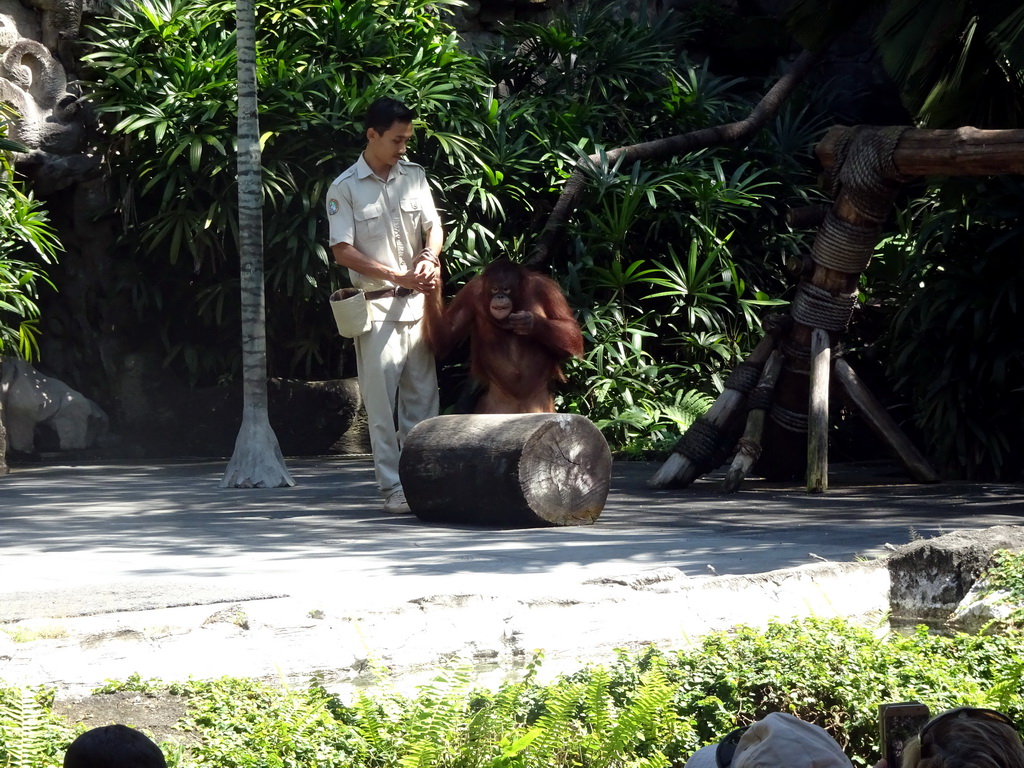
(363, 287, 414, 300)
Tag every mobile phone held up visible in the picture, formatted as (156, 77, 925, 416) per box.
(879, 702, 930, 768)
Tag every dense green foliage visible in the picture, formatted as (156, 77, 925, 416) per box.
(79, 0, 829, 453)
(977, 548, 1024, 629)
(3, 615, 1024, 767)
(0, 687, 73, 767)
(786, 0, 1024, 128)
(0, 119, 62, 361)
(872, 178, 1024, 480)
(81, 0, 492, 385)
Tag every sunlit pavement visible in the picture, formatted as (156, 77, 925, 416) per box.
(0, 457, 1021, 694)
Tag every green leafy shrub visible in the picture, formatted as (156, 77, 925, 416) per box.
(176, 677, 363, 767)
(880, 176, 1024, 480)
(0, 117, 62, 361)
(5, 614, 1024, 767)
(974, 549, 1024, 631)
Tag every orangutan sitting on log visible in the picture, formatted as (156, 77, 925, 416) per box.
(423, 258, 584, 414)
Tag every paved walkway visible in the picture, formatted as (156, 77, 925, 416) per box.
(0, 457, 1022, 695)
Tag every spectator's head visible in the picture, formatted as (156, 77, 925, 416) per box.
(684, 712, 852, 768)
(63, 724, 166, 768)
(901, 707, 1024, 768)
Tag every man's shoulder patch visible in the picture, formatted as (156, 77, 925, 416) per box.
(327, 198, 340, 215)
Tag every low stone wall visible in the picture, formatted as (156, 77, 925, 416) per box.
(2, 525, 1021, 700)
(887, 525, 1024, 625)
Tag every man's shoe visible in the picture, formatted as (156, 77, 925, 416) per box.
(383, 488, 412, 514)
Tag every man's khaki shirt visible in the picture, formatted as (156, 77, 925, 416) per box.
(327, 154, 441, 322)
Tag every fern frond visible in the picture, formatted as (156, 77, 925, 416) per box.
(0, 687, 52, 768)
(590, 664, 678, 768)
(583, 665, 615, 739)
(665, 389, 715, 430)
(526, 679, 586, 766)
(398, 663, 474, 768)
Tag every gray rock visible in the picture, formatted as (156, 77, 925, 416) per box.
(887, 526, 1024, 623)
(946, 580, 1017, 634)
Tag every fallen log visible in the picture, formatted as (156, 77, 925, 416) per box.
(400, 413, 611, 527)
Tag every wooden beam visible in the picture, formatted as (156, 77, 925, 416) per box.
(650, 335, 775, 489)
(817, 126, 1024, 177)
(833, 358, 939, 483)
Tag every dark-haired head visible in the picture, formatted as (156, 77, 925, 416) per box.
(64, 724, 167, 768)
(365, 98, 416, 136)
(901, 708, 1024, 768)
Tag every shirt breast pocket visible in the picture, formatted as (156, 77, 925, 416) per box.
(400, 197, 423, 234)
(355, 202, 385, 242)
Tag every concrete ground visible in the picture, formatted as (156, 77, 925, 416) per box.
(1, 456, 1023, 697)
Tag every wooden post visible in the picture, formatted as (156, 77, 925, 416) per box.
(400, 413, 612, 527)
(759, 127, 907, 482)
(650, 335, 775, 488)
(807, 329, 830, 493)
(833, 358, 939, 483)
(722, 350, 784, 493)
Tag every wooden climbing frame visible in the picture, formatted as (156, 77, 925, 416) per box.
(651, 126, 1024, 493)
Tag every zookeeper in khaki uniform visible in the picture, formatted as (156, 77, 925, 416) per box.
(326, 97, 444, 515)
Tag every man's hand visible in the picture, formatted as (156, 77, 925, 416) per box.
(411, 258, 439, 293)
(333, 241, 439, 293)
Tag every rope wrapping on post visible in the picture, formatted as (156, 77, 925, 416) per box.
(811, 126, 912, 278)
(672, 418, 734, 471)
(746, 381, 776, 412)
(779, 336, 810, 360)
(735, 436, 762, 462)
(724, 362, 763, 394)
(770, 404, 809, 433)
(811, 213, 882, 273)
(827, 126, 911, 207)
(790, 282, 858, 332)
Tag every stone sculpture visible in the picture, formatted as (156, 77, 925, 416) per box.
(0, 357, 108, 453)
(0, 0, 97, 193)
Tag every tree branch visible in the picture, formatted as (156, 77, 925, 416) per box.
(526, 48, 822, 267)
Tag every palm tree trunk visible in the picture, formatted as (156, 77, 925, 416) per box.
(0, 400, 8, 476)
(220, 0, 294, 488)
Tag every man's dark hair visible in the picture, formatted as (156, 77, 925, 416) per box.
(365, 97, 416, 135)
(64, 724, 167, 768)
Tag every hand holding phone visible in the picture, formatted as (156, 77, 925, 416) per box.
(879, 702, 930, 768)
